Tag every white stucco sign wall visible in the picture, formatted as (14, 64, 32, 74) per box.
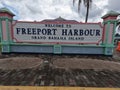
(13, 22, 103, 44)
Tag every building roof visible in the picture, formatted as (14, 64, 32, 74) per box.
(41, 16, 79, 24)
(54, 16, 66, 21)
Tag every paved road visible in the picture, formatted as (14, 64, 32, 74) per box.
(0, 68, 120, 87)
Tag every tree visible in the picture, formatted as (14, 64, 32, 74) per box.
(73, 0, 92, 23)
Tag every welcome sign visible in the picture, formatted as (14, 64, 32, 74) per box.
(13, 22, 103, 44)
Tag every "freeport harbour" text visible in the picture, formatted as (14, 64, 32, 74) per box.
(16, 28, 101, 36)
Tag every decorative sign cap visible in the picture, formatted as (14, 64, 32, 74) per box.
(102, 10, 120, 19)
(0, 7, 15, 16)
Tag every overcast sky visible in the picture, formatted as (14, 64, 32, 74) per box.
(0, 0, 120, 22)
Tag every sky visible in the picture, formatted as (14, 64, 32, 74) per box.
(0, 0, 120, 22)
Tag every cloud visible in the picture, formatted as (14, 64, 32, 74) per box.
(0, 0, 114, 22)
(107, 0, 120, 12)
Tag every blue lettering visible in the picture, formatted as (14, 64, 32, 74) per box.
(84, 29, 89, 36)
(37, 29, 41, 35)
(16, 28, 21, 34)
(74, 29, 78, 36)
(79, 29, 83, 36)
(89, 29, 95, 36)
(42, 29, 47, 35)
(62, 29, 68, 35)
(22, 28, 26, 34)
(27, 28, 32, 35)
(96, 30, 100, 36)
(68, 29, 73, 36)
(32, 28, 36, 35)
(52, 29, 57, 35)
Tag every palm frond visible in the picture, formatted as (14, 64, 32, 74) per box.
(73, 0, 76, 6)
(83, 0, 92, 7)
(78, 0, 82, 12)
(89, 0, 92, 8)
(72, 0, 92, 22)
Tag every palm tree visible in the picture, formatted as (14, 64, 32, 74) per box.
(73, 0, 92, 23)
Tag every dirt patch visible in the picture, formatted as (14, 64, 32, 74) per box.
(53, 58, 120, 71)
(0, 57, 43, 70)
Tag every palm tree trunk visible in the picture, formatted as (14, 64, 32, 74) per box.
(85, 1, 89, 23)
